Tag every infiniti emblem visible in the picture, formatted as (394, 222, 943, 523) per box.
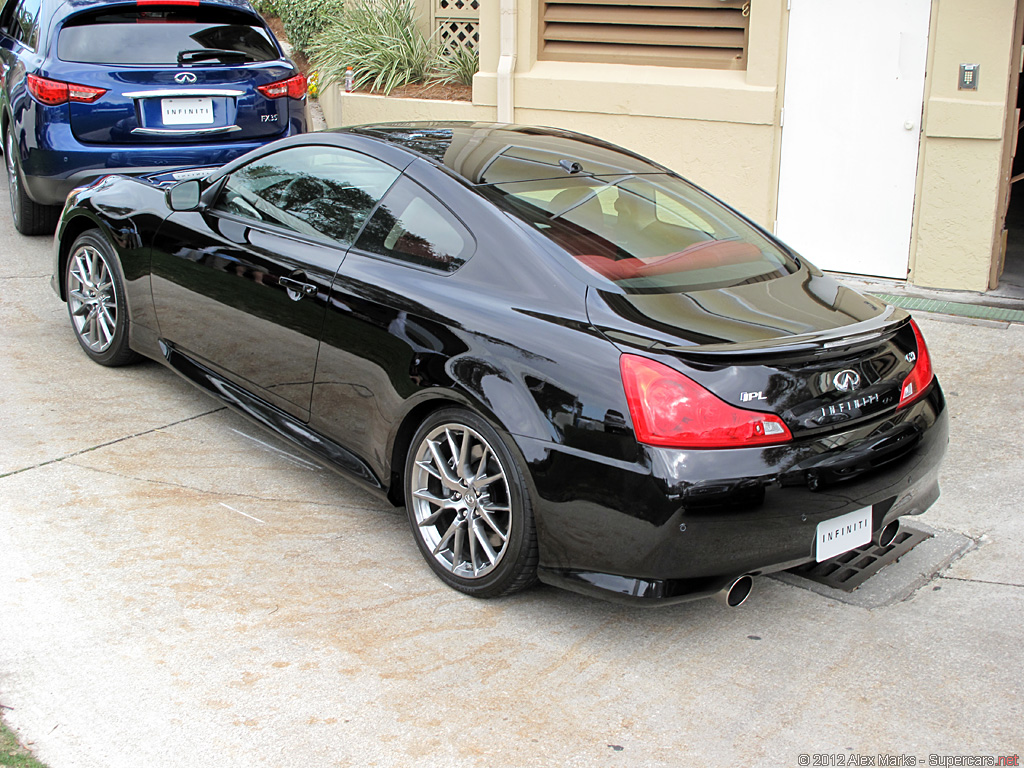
(832, 369, 862, 392)
(174, 72, 198, 84)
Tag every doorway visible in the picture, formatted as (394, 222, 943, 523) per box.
(776, 0, 932, 279)
(997, 0, 1024, 299)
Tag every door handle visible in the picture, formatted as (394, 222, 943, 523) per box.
(280, 275, 317, 300)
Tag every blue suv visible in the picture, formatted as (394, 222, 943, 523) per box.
(0, 0, 307, 234)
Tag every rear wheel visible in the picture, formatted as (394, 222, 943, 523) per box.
(405, 408, 538, 598)
(65, 230, 140, 367)
(5, 128, 60, 235)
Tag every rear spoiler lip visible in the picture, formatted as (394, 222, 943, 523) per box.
(652, 305, 909, 359)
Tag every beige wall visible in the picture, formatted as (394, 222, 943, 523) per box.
(318, 85, 495, 127)
(317, 0, 1020, 294)
(911, 0, 1019, 291)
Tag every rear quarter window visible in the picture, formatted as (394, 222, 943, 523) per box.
(356, 177, 474, 273)
(57, 7, 278, 65)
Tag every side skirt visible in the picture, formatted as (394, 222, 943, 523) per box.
(159, 340, 386, 493)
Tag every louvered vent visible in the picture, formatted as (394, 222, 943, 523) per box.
(540, 0, 749, 70)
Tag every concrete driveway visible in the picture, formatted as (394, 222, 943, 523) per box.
(1, 193, 1021, 768)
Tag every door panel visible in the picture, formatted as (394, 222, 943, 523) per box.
(776, 0, 931, 279)
(151, 212, 344, 420)
(149, 143, 402, 420)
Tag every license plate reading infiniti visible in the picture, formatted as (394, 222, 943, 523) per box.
(161, 97, 214, 125)
(815, 507, 872, 562)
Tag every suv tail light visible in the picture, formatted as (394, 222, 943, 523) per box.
(898, 320, 934, 408)
(27, 75, 106, 106)
(620, 354, 792, 449)
(257, 73, 307, 100)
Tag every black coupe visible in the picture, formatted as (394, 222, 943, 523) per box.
(51, 123, 948, 607)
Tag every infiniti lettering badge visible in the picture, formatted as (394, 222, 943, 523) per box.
(174, 72, 198, 84)
(833, 369, 862, 392)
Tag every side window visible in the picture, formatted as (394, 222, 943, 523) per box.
(355, 177, 474, 273)
(212, 145, 400, 244)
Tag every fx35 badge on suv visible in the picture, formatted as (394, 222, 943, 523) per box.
(1, 0, 307, 235)
(51, 123, 949, 608)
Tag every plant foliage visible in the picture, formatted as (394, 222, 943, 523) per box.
(253, 0, 345, 55)
(434, 42, 479, 87)
(310, 0, 438, 95)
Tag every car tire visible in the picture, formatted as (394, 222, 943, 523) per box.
(405, 408, 539, 598)
(65, 230, 141, 367)
(5, 128, 61, 235)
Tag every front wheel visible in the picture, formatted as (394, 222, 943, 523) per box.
(405, 408, 538, 598)
(65, 230, 140, 367)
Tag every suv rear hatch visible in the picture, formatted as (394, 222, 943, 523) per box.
(55, 4, 301, 144)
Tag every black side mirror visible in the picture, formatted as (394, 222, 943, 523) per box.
(167, 179, 202, 211)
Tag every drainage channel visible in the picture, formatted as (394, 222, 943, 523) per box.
(788, 527, 932, 591)
(772, 522, 976, 609)
(872, 293, 1024, 324)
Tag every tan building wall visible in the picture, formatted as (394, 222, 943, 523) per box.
(318, 0, 1020, 294)
(912, 0, 1019, 292)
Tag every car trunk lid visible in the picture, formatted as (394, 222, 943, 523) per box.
(587, 269, 922, 437)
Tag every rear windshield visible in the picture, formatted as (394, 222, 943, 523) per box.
(481, 174, 798, 293)
(58, 7, 278, 66)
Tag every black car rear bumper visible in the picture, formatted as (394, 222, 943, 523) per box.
(522, 383, 948, 605)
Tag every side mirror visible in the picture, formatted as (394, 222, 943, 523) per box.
(167, 179, 202, 212)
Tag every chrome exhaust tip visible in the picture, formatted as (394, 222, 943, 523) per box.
(714, 575, 753, 608)
(877, 519, 900, 548)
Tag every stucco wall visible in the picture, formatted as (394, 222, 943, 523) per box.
(911, 0, 1018, 291)
(318, 86, 495, 127)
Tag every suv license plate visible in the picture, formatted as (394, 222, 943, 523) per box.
(815, 506, 872, 562)
(161, 97, 214, 126)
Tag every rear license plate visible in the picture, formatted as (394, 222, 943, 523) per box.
(161, 97, 214, 126)
(815, 506, 872, 562)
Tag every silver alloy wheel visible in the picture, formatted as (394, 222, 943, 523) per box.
(409, 422, 513, 579)
(67, 243, 119, 353)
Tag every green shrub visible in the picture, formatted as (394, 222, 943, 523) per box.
(310, 0, 435, 95)
(434, 42, 478, 87)
(249, 0, 279, 15)
(280, 0, 346, 54)
(253, 0, 345, 55)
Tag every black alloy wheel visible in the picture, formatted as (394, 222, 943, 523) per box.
(65, 230, 140, 367)
(405, 408, 538, 598)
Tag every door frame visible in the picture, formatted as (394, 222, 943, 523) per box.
(991, 0, 1024, 289)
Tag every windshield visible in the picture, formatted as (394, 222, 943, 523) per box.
(58, 8, 278, 66)
(482, 174, 798, 292)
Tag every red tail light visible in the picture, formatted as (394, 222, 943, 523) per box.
(898, 320, 934, 408)
(27, 74, 106, 106)
(620, 354, 792, 449)
(257, 73, 307, 100)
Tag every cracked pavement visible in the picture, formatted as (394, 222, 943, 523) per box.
(0, 191, 1021, 767)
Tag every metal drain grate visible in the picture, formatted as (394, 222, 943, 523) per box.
(787, 528, 932, 591)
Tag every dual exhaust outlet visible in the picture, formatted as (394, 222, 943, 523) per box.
(713, 519, 901, 608)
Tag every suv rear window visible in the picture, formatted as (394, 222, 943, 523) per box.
(57, 7, 278, 66)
